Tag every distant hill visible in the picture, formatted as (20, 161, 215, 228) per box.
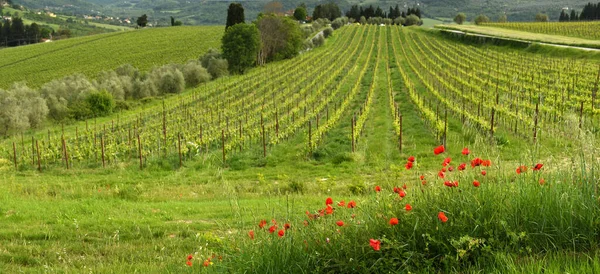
(10, 0, 596, 24)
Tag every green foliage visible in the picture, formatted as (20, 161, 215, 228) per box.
(225, 3, 245, 30)
(323, 27, 333, 38)
(181, 60, 210, 87)
(257, 15, 304, 64)
(405, 14, 422, 26)
(313, 3, 341, 21)
(331, 17, 348, 30)
(454, 13, 466, 24)
(85, 90, 114, 117)
(311, 33, 325, 47)
(294, 6, 307, 21)
(207, 58, 229, 79)
(136, 14, 148, 27)
(474, 14, 491, 25)
(222, 23, 260, 74)
(535, 13, 549, 22)
(497, 14, 508, 22)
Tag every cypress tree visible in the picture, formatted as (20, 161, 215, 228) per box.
(225, 3, 245, 30)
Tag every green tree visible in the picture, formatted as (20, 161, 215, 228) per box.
(137, 14, 148, 27)
(294, 6, 307, 21)
(226, 3, 245, 30)
(222, 23, 260, 74)
(86, 91, 114, 118)
(535, 13, 549, 22)
(256, 15, 302, 65)
(454, 13, 466, 25)
(498, 14, 508, 23)
(404, 14, 421, 26)
(474, 14, 490, 25)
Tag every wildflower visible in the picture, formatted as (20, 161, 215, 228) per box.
(539, 178, 546, 185)
(419, 175, 425, 180)
(448, 166, 454, 172)
(441, 167, 447, 172)
(337, 200, 345, 207)
(533, 163, 543, 171)
(438, 170, 445, 179)
(389, 217, 399, 226)
(187, 254, 193, 261)
(284, 223, 291, 230)
(326, 197, 333, 205)
(248, 230, 255, 240)
(347, 201, 357, 208)
(462, 147, 470, 155)
(186, 261, 192, 267)
(369, 239, 381, 251)
(438, 212, 448, 223)
(203, 260, 210, 267)
(453, 181, 459, 187)
(482, 160, 491, 167)
(336, 220, 344, 226)
(481, 170, 487, 176)
(434, 145, 445, 155)
(269, 225, 277, 234)
(444, 181, 454, 187)
(325, 205, 334, 215)
(421, 180, 427, 185)
(458, 163, 466, 171)
(471, 158, 483, 168)
(407, 156, 415, 162)
(405, 162, 413, 170)
(375, 185, 381, 192)
(473, 180, 480, 187)
(443, 157, 452, 165)
(303, 220, 309, 226)
(405, 204, 412, 211)
(278, 229, 285, 238)
(516, 167, 522, 174)
(259, 220, 267, 229)
(402, 183, 407, 190)
(398, 190, 406, 198)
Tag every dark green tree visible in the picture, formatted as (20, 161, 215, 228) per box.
(294, 6, 307, 21)
(222, 23, 260, 74)
(559, 10, 569, 22)
(137, 14, 148, 27)
(86, 91, 114, 118)
(570, 9, 578, 21)
(226, 3, 245, 30)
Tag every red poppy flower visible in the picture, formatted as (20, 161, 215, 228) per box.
(442, 162, 448, 167)
(325, 205, 334, 215)
(337, 200, 345, 207)
(419, 175, 425, 180)
(269, 225, 277, 233)
(448, 166, 454, 172)
(407, 156, 415, 162)
(375, 185, 381, 192)
(284, 223, 291, 230)
(481, 170, 487, 176)
(398, 190, 406, 198)
(444, 181, 454, 187)
(443, 157, 452, 165)
(462, 147, 470, 155)
(438, 212, 448, 223)
(278, 229, 285, 238)
(471, 158, 483, 168)
(336, 220, 344, 227)
(393, 187, 400, 193)
(482, 160, 491, 167)
(405, 204, 412, 211)
(402, 184, 407, 190)
(203, 260, 210, 267)
(434, 145, 445, 155)
(187, 254, 193, 261)
(347, 201, 356, 208)
(325, 197, 333, 205)
(421, 180, 427, 185)
(458, 163, 466, 171)
(441, 167, 447, 172)
(454, 181, 459, 187)
(389, 217, 399, 226)
(186, 260, 193, 267)
(473, 180, 480, 187)
(259, 220, 267, 229)
(516, 167, 522, 174)
(405, 162, 413, 170)
(533, 163, 543, 171)
(248, 230, 255, 239)
(438, 171, 445, 179)
(272, 219, 277, 224)
(539, 178, 545, 185)
(369, 239, 381, 251)
(303, 220, 309, 226)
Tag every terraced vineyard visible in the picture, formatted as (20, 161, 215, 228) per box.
(0, 26, 223, 88)
(483, 21, 600, 40)
(0, 25, 599, 272)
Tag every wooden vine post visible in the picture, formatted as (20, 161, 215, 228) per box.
(178, 133, 182, 168)
(36, 140, 41, 172)
(12, 142, 17, 170)
(137, 134, 143, 170)
(351, 117, 355, 153)
(101, 134, 106, 168)
(221, 129, 226, 164)
(62, 137, 69, 170)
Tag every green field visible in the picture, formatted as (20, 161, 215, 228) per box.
(0, 26, 223, 89)
(0, 24, 599, 272)
(435, 24, 600, 49)
(483, 21, 600, 40)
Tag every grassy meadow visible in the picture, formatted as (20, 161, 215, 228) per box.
(0, 25, 599, 272)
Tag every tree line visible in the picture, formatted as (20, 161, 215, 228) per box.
(0, 16, 52, 47)
(345, 4, 421, 22)
(560, 2, 600, 22)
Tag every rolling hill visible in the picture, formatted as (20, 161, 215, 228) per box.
(0, 26, 223, 89)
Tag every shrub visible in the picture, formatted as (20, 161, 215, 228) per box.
(150, 65, 186, 94)
(86, 90, 115, 117)
(182, 60, 211, 87)
(312, 34, 325, 47)
(323, 27, 333, 38)
(207, 58, 229, 79)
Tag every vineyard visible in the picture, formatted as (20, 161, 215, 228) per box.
(0, 26, 223, 88)
(483, 21, 600, 40)
(0, 25, 599, 272)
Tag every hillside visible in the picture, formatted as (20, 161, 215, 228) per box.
(10, 0, 596, 24)
(0, 26, 223, 88)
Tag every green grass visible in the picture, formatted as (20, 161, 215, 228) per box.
(435, 24, 600, 49)
(0, 26, 223, 88)
(0, 25, 599, 272)
(420, 18, 444, 28)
